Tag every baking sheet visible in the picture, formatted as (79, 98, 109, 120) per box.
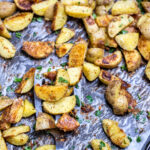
(0, 2, 150, 150)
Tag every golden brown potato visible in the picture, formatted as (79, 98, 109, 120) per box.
(15, 68, 35, 94)
(68, 42, 87, 67)
(86, 48, 104, 63)
(36, 145, 56, 150)
(23, 99, 36, 118)
(0, 2, 16, 18)
(102, 119, 130, 148)
(56, 113, 80, 132)
(0, 131, 7, 150)
(43, 71, 57, 81)
(35, 84, 68, 102)
(88, 0, 96, 10)
(83, 62, 100, 81)
(0, 115, 11, 130)
(43, 95, 76, 115)
(51, 2, 67, 31)
(0, 96, 13, 111)
(0, 36, 16, 59)
(35, 112, 55, 131)
(115, 33, 139, 51)
(22, 41, 54, 59)
(64, 87, 74, 97)
(95, 5, 107, 16)
(145, 60, 150, 80)
(105, 34, 118, 48)
(142, 2, 150, 13)
(95, 51, 122, 69)
(123, 50, 141, 72)
(6, 133, 29, 146)
(61, 0, 88, 6)
(4, 12, 33, 31)
(96, 0, 113, 6)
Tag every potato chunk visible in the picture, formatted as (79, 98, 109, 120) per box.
(0, 114, 11, 130)
(22, 41, 54, 59)
(0, 96, 13, 111)
(96, 15, 113, 27)
(61, 0, 88, 6)
(0, 131, 7, 150)
(145, 60, 150, 80)
(36, 145, 56, 150)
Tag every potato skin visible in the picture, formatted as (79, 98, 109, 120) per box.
(0, 2, 16, 18)
(0, 131, 7, 150)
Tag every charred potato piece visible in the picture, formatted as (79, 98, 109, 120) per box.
(115, 33, 139, 51)
(102, 119, 130, 148)
(15, 68, 35, 94)
(43, 71, 57, 81)
(56, 113, 80, 132)
(95, 51, 122, 69)
(145, 60, 150, 80)
(123, 50, 141, 72)
(35, 84, 68, 102)
(0, 131, 7, 150)
(83, 62, 100, 81)
(4, 12, 33, 31)
(0, 96, 13, 111)
(36, 112, 55, 131)
(36, 145, 56, 150)
(108, 15, 134, 38)
(142, 2, 150, 13)
(23, 99, 36, 118)
(61, 0, 88, 6)
(43, 95, 76, 115)
(0, 2, 16, 18)
(0, 36, 16, 59)
(51, 2, 67, 31)
(6, 133, 29, 146)
(22, 41, 54, 59)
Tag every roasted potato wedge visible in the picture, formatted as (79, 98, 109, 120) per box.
(3, 125, 30, 138)
(0, 115, 11, 130)
(22, 41, 54, 59)
(123, 50, 141, 72)
(56, 113, 80, 132)
(91, 139, 111, 150)
(67, 67, 82, 86)
(83, 62, 100, 81)
(56, 27, 75, 44)
(36, 145, 56, 150)
(0, 96, 13, 111)
(56, 43, 73, 57)
(95, 51, 122, 69)
(68, 42, 87, 67)
(112, 0, 139, 15)
(35, 84, 68, 102)
(115, 33, 139, 51)
(142, 2, 150, 13)
(0, 36, 16, 59)
(43, 71, 57, 81)
(137, 13, 150, 28)
(102, 119, 130, 148)
(0, 2, 16, 18)
(65, 5, 92, 18)
(61, 0, 88, 6)
(4, 12, 33, 31)
(108, 15, 134, 38)
(15, 68, 35, 94)
(23, 99, 36, 117)
(86, 48, 104, 63)
(43, 95, 76, 115)
(51, 2, 67, 31)
(36, 112, 55, 131)
(0, 19, 11, 39)
(0, 131, 7, 150)
(145, 60, 150, 80)
(6, 133, 29, 146)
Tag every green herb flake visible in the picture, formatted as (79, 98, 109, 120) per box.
(36, 66, 42, 70)
(47, 67, 51, 72)
(136, 136, 141, 143)
(58, 77, 69, 83)
(128, 136, 132, 142)
(99, 141, 105, 150)
(55, 31, 59, 34)
(70, 41, 74, 44)
(92, 13, 97, 19)
(81, 101, 84, 107)
(37, 17, 42, 22)
(49, 61, 52, 64)
(33, 32, 37, 37)
(24, 146, 32, 150)
(75, 95, 80, 106)
(25, 77, 29, 80)
(86, 144, 92, 148)
(95, 110, 102, 117)
(120, 30, 128, 34)
(0, 92, 2, 96)
(121, 64, 127, 71)
(14, 77, 22, 82)
(75, 116, 82, 124)
(78, 2, 80, 5)
(109, 48, 115, 53)
(6, 87, 14, 92)
(136, 0, 145, 14)
(128, 106, 132, 109)
(75, 84, 79, 89)
(119, 23, 123, 28)
(33, 123, 36, 130)
(147, 111, 150, 117)
(60, 62, 67, 67)
(15, 32, 22, 39)
(36, 74, 41, 79)
(137, 94, 141, 100)
(86, 95, 93, 104)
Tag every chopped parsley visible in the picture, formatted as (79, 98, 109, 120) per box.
(60, 62, 67, 67)
(49, 61, 52, 64)
(14, 77, 22, 82)
(15, 32, 22, 39)
(0, 92, 2, 96)
(119, 23, 123, 28)
(95, 110, 102, 117)
(128, 136, 132, 142)
(33, 32, 37, 37)
(47, 67, 51, 72)
(33, 123, 36, 130)
(36, 74, 41, 79)
(25, 77, 29, 80)
(86, 95, 93, 104)
(109, 48, 115, 53)
(136, 136, 141, 143)
(75, 84, 79, 89)
(55, 31, 59, 34)
(136, 0, 145, 14)
(75, 116, 82, 124)
(6, 86, 14, 92)
(121, 64, 127, 71)
(147, 111, 150, 117)
(58, 77, 69, 83)
(137, 94, 141, 100)
(81, 101, 84, 107)
(78, 2, 80, 5)
(36, 66, 42, 70)
(86, 144, 92, 148)
(75, 95, 80, 106)
(100, 141, 105, 150)
(24, 146, 32, 150)
(120, 30, 128, 34)
(92, 13, 97, 19)
(37, 17, 43, 22)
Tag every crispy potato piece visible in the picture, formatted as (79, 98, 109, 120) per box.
(91, 139, 111, 150)
(61, 0, 88, 6)
(68, 42, 87, 67)
(64, 87, 74, 97)
(35, 84, 68, 101)
(36, 145, 56, 150)
(6, 133, 29, 146)
(102, 119, 130, 148)
(56, 27, 75, 44)
(112, 0, 139, 15)
(3, 125, 30, 138)
(137, 13, 150, 28)
(4, 12, 33, 31)
(67, 67, 82, 86)
(83, 62, 100, 81)
(56, 114, 80, 132)
(138, 36, 150, 61)
(15, 68, 35, 94)
(55, 69, 70, 86)
(23, 99, 36, 118)
(123, 50, 141, 72)
(43, 71, 57, 81)
(0, 115, 11, 130)
(105, 34, 117, 48)
(43, 95, 76, 115)
(108, 15, 134, 38)
(95, 5, 107, 16)
(0, 2, 16, 18)
(65, 6, 92, 18)
(0, 96, 13, 111)
(115, 33, 139, 51)
(0, 19, 11, 39)
(36, 112, 55, 131)
(56, 43, 73, 57)
(51, 2, 67, 31)
(145, 60, 150, 80)
(0, 36, 16, 59)
(86, 48, 104, 63)
(0, 131, 7, 150)
(22, 41, 54, 59)
(142, 2, 150, 13)
(95, 51, 122, 69)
